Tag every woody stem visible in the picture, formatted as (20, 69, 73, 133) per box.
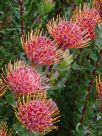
(18, 0, 25, 36)
(80, 49, 102, 124)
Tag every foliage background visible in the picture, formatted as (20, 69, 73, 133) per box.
(0, 0, 102, 136)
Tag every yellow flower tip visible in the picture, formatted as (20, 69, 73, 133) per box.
(93, 0, 102, 7)
(93, 0, 102, 17)
(21, 29, 43, 51)
(46, 14, 66, 35)
(0, 79, 7, 97)
(96, 74, 102, 99)
(14, 92, 60, 135)
(0, 122, 12, 136)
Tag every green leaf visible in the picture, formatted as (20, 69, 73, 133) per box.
(95, 23, 102, 50)
(72, 63, 87, 71)
(6, 93, 16, 106)
(13, 122, 25, 132)
(38, 0, 55, 15)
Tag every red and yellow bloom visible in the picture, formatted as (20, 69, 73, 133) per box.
(71, 3, 101, 40)
(14, 92, 60, 135)
(0, 60, 49, 95)
(47, 15, 90, 49)
(21, 30, 63, 65)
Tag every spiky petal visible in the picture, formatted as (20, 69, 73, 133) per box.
(0, 122, 12, 136)
(47, 15, 90, 49)
(14, 92, 60, 135)
(93, 0, 102, 18)
(21, 30, 63, 65)
(1, 60, 48, 95)
(0, 79, 6, 96)
(96, 75, 102, 99)
(71, 4, 101, 40)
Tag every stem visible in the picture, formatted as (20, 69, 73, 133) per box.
(18, 0, 25, 36)
(46, 65, 53, 77)
(80, 49, 102, 124)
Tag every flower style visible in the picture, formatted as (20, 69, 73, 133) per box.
(96, 75, 102, 99)
(14, 92, 60, 135)
(0, 122, 12, 136)
(71, 3, 101, 40)
(93, 0, 102, 17)
(0, 60, 49, 95)
(0, 79, 6, 96)
(47, 15, 90, 49)
(21, 29, 63, 65)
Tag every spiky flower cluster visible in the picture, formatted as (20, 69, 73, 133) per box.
(47, 15, 90, 49)
(0, 59, 60, 134)
(0, 122, 12, 136)
(71, 4, 101, 40)
(21, 30, 63, 65)
(15, 92, 60, 135)
(1, 60, 48, 95)
(1, 1, 101, 136)
(96, 75, 102, 99)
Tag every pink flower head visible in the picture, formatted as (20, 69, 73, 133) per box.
(96, 75, 102, 99)
(21, 30, 63, 65)
(47, 15, 90, 49)
(0, 122, 12, 136)
(71, 4, 101, 40)
(15, 92, 60, 135)
(1, 60, 49, 95)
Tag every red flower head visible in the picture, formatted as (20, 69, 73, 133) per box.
(15, 92, 60, 135)
(47, 15, 90, 49)
(0, 122, 12, 136)
(0, 60, 49, 95)
(71, 4, 101, 40)
(21, 30, 63, 65)
(96, 75, 102, 99)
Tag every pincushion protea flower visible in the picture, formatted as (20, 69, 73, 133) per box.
(47, 15, 90, 49)
(21, 29, 63, 65)
(0, 60, 49, 95)
(96, 75, 102, 99)
(14, 92, 60, 135)
(0, 122, 12, 136)
(71, 3, 101, 40)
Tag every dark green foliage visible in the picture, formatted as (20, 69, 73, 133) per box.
(0, 0, 102, 136)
